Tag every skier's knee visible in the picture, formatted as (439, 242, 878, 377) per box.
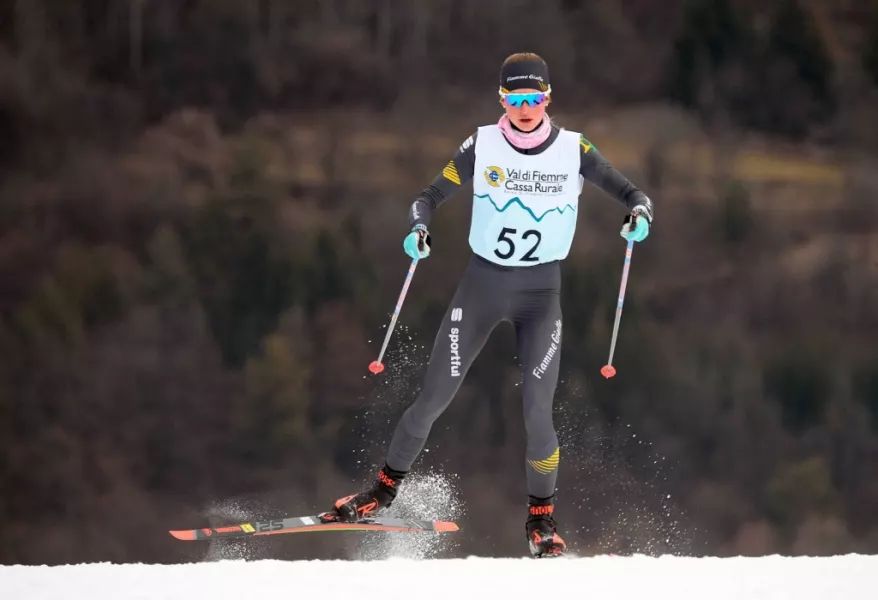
(525, 419, 559, 458)
(401, 403, 438, 439)
(523, 404, 555, 440)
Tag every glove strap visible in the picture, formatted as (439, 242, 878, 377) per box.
(631, 203, 652, 223)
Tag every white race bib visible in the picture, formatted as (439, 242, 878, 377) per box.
(470, 125, 582, 266)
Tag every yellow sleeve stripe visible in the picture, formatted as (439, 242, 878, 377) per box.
(443, 160, 461, 185)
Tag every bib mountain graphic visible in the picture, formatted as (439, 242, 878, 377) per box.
(476, 193, 576, 223)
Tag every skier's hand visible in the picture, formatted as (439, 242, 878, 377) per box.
(620, 205, 651, 243)
(403, 224, 431, 259)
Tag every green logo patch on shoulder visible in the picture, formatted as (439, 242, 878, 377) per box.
(579, 135, 593, 154)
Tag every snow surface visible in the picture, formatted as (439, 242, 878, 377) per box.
(6, 447, 873, 598)
(3, 554, 877, 600)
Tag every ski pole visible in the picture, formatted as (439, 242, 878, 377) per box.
(369, 257, 419, 374)
(601, 239, 634, 379)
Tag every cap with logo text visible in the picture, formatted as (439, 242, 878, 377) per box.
(499, 55, 550, 93)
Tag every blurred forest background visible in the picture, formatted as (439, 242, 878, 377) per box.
(1, 0, 878, 565)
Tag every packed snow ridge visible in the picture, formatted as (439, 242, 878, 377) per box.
(3, 554, 878, 600)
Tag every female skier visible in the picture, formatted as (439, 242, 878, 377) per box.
(319, 52, 653, 558)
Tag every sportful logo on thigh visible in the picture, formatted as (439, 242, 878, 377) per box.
(451, 307, 463, 322)
(449, 327, 461, 377)
(533, 319, 562, 380)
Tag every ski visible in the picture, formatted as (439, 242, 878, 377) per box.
(170, 515, 460, 541)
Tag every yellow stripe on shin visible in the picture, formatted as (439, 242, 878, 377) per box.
(528, 447, 560, 475)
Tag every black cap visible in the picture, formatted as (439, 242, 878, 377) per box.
(500, 55, 550, 92)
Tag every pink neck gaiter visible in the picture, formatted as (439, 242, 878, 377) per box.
(498, 114, 552, 149)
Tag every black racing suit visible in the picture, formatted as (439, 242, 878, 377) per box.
(384, 122, 653, 499)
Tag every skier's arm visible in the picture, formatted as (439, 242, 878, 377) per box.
(579, 136, 654, 222)
(408, 132, 478, 229)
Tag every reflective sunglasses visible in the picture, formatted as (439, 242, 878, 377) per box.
(499, 86, 552, 107)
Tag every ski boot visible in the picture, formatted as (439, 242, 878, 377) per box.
(526, 495, 567, 558)
(319, 464, 406, 523)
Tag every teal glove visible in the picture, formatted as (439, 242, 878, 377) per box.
(403, 224, 431, 259)
(620, 206, 651, 242)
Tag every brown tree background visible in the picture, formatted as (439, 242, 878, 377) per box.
(1, 0, 877, 564)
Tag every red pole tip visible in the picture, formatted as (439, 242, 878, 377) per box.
(369, 361, 384, 374)
(601, 365, 616, 379)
